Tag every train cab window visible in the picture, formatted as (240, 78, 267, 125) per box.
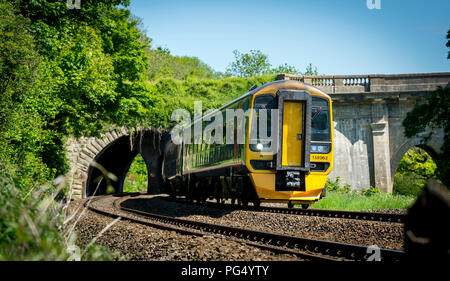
(311, 97, 331, 142)
(250, 94, 276, 152)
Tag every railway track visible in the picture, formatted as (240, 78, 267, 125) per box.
(85, 195, 406, 262)
(165, 197, 406, 223)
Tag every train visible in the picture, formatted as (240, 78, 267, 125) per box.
(162, 79, 333, 208)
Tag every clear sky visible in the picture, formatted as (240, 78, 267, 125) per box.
(128, 0, 449, 75)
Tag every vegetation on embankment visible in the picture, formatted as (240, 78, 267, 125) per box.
(312, 178, 416, 211)
(144, 75, 276, 128)
(0, 0, 153, 260)
(313, 147, 438, 211)
(0, 162, 120, 260)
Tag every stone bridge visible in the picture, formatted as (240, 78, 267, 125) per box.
(66, 72, 450, 198)
(66, 128, 167, 198)
(278, 72, 449, 193)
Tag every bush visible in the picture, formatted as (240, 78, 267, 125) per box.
(361, 186, 382, 197)
(393, 171, 427, 197)
(144, 75, 276, 128)
(0, 162, 120, 260)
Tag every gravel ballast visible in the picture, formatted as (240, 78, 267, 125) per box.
(119, 195, 405, 250)
(69, 199, 303, 261)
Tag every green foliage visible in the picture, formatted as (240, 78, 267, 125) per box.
(304, 63, 319, 75)
(392, 147, 437, 196)
(123, 155, 148, 193)
(0, 0, 160, 177)
(0, 0, 58, 182)
(226, 49, 272, 77)
(360, 186, 381, 197)
(147, 47, 217, 80)
(325, 177, 341, 192)
(312, 190, 415, 211)
(393, 172, 428, 197)
(446, 28, 450, 59)
(143, 75, 276, 128)
(318, 177, 414, 210)
(326, 177, 381, 197)
(403, 86, 450, 187)
(0, 161, 119, 260)
(271, 63, 301, 75)
(397, 147, 437, 179)
(325, 177, 353, 194)
(225, 49, 319, 77)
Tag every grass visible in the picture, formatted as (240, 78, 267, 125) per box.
(308, 177, 417, 211)
(0, 161, 121, 261)
(311, 191, 416, 211)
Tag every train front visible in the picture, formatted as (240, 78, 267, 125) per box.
(246, 81, 333, 207)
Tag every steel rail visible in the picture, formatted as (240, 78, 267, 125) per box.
(167, 197, 406, 223)
(83, 196, 337, 261)
(113, 197, 406, 262)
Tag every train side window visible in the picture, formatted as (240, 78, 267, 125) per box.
(249, 94, 276, 152)
(311, 97, 331, 142)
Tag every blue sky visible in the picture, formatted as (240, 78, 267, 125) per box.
(128, 0, 449, 75)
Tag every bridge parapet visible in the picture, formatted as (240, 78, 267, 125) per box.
(277, 72, 450, 94)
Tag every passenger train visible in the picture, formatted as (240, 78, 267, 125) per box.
(162, 79, 333, 208)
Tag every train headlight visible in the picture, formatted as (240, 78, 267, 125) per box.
(256, 143, 264, 150)
(311, 143, 331, 154)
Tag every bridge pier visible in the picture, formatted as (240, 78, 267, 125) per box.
(370, 122, 392, 193)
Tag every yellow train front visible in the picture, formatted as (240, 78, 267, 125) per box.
(162, 79, 334, 208)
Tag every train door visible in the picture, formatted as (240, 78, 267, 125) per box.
(282, 100, 304, 167)
(276, 90, 311, 190)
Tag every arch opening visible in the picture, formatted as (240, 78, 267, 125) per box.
(85, 135, 138, 197)
(84, 130, 165, 198)
(123, 154, 148, 193)
(393, 146, 438, 198)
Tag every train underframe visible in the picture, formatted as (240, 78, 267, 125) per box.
(165, 169, 324, 209)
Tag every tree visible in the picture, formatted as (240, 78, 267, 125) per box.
(271, 63, 301, 75)
(402, 86, 450, 188)
(225, 49, 318, 77)
(147, 47, 216, 80)
(446, 28, 450, 59)
(0, 0, 56, 184)
(226, 49, 272, 77)
(1, 0, 160, 175)
(403, 29, 450, 188)
(397, 147, 437, 179)
(304, 63, 319, 75)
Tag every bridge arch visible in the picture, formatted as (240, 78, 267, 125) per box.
(390, 134, 442, 182)
(66, 128, 165, 198)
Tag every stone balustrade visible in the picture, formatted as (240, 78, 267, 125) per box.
(277, 72, 450, 94)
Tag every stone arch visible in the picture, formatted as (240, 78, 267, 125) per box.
(85, 135, 138, 197)
(66, 128, 165, 198)
(390, 135, 442, 182)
